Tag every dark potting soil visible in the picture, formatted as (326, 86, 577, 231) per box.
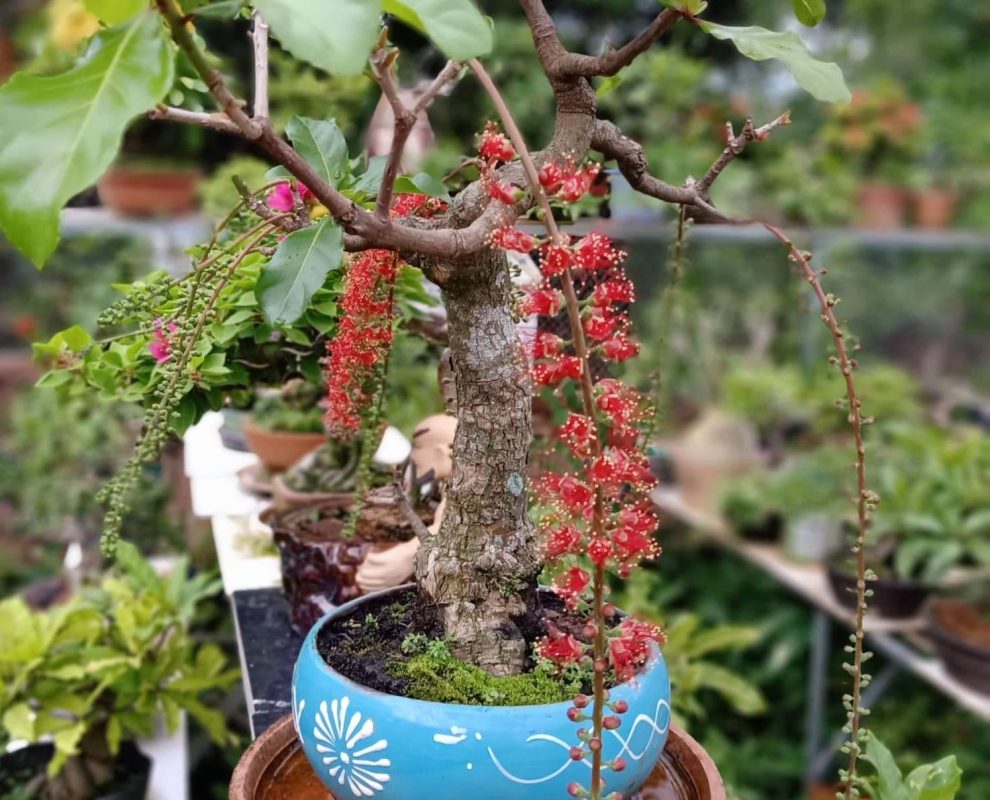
(316, 587, 595, 699)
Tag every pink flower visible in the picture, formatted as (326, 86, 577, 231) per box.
(149, 317, 178, 364)
(266, 182, 295, 212)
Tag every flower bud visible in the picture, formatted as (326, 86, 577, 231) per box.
(573, 694, 590, 709)
(588, 737, 602, 752)
(612, 757, 627, 773)
(603, 715, 621, 730)
(569, 747, 585, 762)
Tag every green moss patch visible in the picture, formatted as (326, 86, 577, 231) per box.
(389, 635, 584, 706)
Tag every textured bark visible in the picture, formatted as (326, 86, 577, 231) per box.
(415, 248, 540, 676)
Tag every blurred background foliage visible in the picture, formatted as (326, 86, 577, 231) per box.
(0, 1, 988, 798)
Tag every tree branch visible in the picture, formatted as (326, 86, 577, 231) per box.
(252, 12, 270, 120)
(557, 8, 682, 78)
(148, 104, 240, 134)
(372, 51, 418, 220)
(373, 57, 460, 220)
(696, 113, 791, 195)
(590, 118, 727, 221)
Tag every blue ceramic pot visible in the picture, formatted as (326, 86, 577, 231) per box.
(292, 585, 671, 800)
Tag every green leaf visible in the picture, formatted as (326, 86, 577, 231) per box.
(286, 117, 349, 186)
(908, 756, 962, 800)
(258, 219, 344, 324)
(596, 73, 623, 97)
(193, 0, 247, 18)
(353, 155, 390, 195)
(83, 0, 145, 23)
(684, 624, 761, 658)
(699, 23, 850, 104)
(659, 0, 708, 14)
(863, 731, 910, 800)
(791, 0, 826, 26)
(251, 0, 382, 76)
(393, 172, 451, 201)
(383, 0, 493, 60)
(690, 662, 766, 715)
(0, 13, 175, 267)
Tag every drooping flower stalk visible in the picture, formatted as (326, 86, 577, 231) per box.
(469, 59, 661, 800)
(764, 224, 878, 797)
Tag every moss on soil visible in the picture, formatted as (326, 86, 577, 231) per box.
(388, 635, 583, 706)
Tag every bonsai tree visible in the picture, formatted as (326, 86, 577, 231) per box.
(0, 0, 955, 796)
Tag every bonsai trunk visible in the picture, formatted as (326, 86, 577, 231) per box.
(41, 724, 115, 800)
(416, 248, 540, 676)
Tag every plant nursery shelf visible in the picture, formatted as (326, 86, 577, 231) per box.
(651, 486, 990, 722)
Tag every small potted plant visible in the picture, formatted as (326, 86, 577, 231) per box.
(927, 589, 990, 695)
(829, 426, 990, 619)
(244, 381, 328, 472)
(96, 52, 220, 217)
(824, 79, 923, 229)
(761, 446, 854, 563)
(0, 543, 237, 800)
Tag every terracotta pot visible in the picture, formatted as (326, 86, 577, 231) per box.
(913, 188, 957, 230)
(269, 498, 415, 633)
(827, 564, 930, 620)
(927, 599, 990, 694)
(230, 714, 725, 800)
(857, 183, 908, 230)
(97, 166, 202, 217)
(272, 472, 354, 512)
(243, 419, 326, 472)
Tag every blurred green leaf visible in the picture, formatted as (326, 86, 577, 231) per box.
(383, 0, 493, 60)
(791, 0, 826, 27)
(252, 0, 381, 76)
(699, 23, 850, 103)
(0, 13, 175, 266)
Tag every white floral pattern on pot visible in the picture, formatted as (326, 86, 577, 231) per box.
(312, 697, 391, 797)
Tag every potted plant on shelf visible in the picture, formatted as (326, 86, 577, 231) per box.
(0, 0, 965, 798)
(829, 425, 990, 619)
(0, 543, 237, 800)
(927, 589, 990, 695)
(96, 50, 221, 217)
(244, 381, 328, 472)
(823, 79, 923, 229)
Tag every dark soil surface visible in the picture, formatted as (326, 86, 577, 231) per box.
(316, 587, 590, 697)
(932, 600, 990, 648)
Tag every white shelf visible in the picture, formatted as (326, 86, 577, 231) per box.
(651, 486, 990, 722)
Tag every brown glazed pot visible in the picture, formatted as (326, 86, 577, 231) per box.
(927, 599, 990, 694)
(243, 419, 326, 472)
(97, 166, 202, 217)
(269, 495, 420, 634)
(271, 473, 354, 512)
(229, 714, 726, 800)
(857, 182, 908, 230)
(827, 564, 930, 620)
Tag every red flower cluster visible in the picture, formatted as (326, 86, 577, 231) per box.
(609, 619, 665, 681)
(324, 193, 443, 437)
(478, 121, 515, 164)
(324, 249, 399, 437)
(483, 154, 662, 699)
(538, 157, 603, 203)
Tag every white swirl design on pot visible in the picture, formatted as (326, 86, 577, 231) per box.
(486, 698, 671, 785)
